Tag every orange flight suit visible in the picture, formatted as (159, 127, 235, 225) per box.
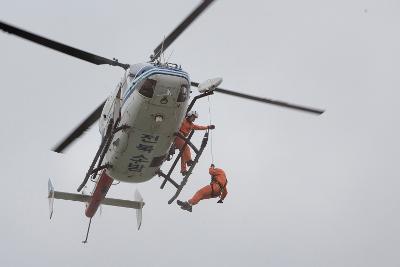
(175, 118, 208, 173)
(188, 167, 228, 205)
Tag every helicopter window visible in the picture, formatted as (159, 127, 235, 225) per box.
(139, 79, 156, 98)
(177, 84, 189, 102)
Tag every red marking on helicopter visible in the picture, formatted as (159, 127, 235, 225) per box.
(85, 170, 113, 218)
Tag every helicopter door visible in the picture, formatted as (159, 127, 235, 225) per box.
(99, 84, 123, 137)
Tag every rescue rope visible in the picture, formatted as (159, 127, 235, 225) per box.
(207, 96, 215, 164)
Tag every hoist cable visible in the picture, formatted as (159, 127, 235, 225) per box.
(207, 96, 215, 164)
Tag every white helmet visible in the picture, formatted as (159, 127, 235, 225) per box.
(187, 110, 198, 118)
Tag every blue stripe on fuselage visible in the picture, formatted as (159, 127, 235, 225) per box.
(122, 67, 190, 107)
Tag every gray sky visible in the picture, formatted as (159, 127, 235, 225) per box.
(1, 0, 400, 266)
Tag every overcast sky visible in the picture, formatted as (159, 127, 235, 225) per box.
(1, 0, 400, 266)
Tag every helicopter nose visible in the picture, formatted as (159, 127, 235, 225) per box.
(151, 85, 172, 105)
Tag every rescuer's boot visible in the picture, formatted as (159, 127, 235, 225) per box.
(177, 200, 192, 212)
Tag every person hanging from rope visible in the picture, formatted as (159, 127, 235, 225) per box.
(175, 110, 215, 175)
(177, 164, 228, 212)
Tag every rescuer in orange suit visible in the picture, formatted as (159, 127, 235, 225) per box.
(175, 110, 215, 175)
(177, 164, 228, 212)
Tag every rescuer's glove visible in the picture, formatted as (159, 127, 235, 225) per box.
(208, 125, 215, 130)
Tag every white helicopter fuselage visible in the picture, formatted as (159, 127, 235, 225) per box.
(100, 63, 190, 183)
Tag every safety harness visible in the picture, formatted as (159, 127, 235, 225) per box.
(210, 176, 228, 198)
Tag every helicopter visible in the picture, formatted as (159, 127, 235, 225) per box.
(0, 0, 324, 241)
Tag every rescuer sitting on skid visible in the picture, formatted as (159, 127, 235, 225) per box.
(177, 164, 228, 212)
(175, 110, 215, 175)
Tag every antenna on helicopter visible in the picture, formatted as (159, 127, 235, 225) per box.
(151, 0, 215, 62)
(166, 49, 175, 64)
(160, 36, 166, 64)
(82, 218, 93, 244)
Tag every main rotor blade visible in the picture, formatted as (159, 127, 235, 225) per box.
(191, 82, 325, 115)
(53, 101, 106, 153)
(0, 21, 129, 69)
(151, 0, 215, 61)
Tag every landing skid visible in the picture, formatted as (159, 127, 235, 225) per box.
(77, 117, 130, 192)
